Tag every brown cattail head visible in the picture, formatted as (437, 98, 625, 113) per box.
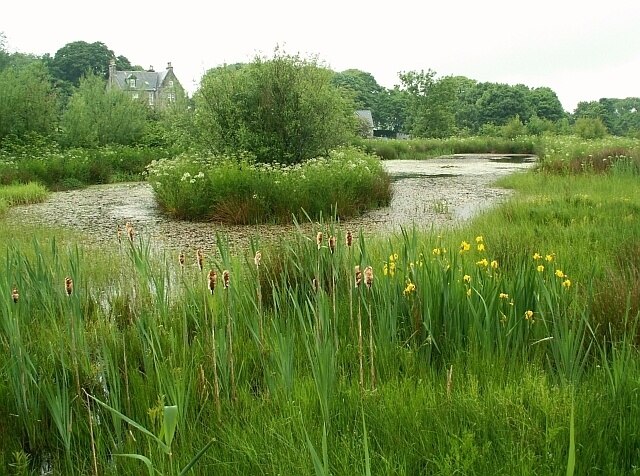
(328, 236, 337, 254)
(254, 251, 262, 268)
(11, 286, 19, 303)
(65, 277, 73, 296)
(354, 265, 362, 288)
(196, 249, 204, 271)
(364, 266, 374, 289)
(117, 225, 122, 243)
(179, 251, 185, 268)
(208, 270, 217, 294)
(222, 270, 230, 289)
(316, 232, 323, 250)
(346, 230, 353, 248)
(125, 222, 134, 242)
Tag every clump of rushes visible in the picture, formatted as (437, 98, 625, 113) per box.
(208, 270, 217, 294)
(355, 265, 364, 390)
(11, 286, 19, 303)
(65, 277, 73, 296)
(364, 266, 375, 389)
(197, 249, 204, 271)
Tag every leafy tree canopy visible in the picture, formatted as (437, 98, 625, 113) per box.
(49, 41, 132, 86)
(195, 50, 357, 164)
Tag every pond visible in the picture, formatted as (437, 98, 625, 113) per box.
(6, 154, 536, 253)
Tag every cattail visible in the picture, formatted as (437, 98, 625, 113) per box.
(254, 251, 262, 268)
(354, 265, 362, 288)
(196, 249, 204, 271)
(222, 270, 230, 289)
(11, 286, 19, 303)
(328, 236, 337, 254)
(117, 225, 122, 244)
(346, 230, 353, 248)
(208, 270, 217, 294)
(65, 277, 73, 296)
(179, 251, 185, 268)
(316, 231, 323, 250)
(364, 266, 373, 289)
(125, 222, 134, 242)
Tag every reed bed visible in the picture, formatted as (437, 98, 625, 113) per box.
(0, 216, 638, 474)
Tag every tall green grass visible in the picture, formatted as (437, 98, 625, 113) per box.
(148, 147, 392, 223)
(354, 136, 539, 160)
(0, 182, 48, 216)
(1, 137, 640, 474)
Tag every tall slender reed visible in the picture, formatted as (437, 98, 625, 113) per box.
(364, 266, 375, 390)
(223, 269, 236, 402)
(328, 236, 338, 351)
(206, 271, 221, 419)
(254, 251, 264, 348)
(355, 265, 364, 391)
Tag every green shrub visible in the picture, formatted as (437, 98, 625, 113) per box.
(148, 147, 391, 223)
(574, 117, 608, 139)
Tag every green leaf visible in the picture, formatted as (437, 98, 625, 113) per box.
(161, 405, 179, 452)
(179, 439, 215, 476)
(88, 393, 169, 453)
(114, 453, 156, 476)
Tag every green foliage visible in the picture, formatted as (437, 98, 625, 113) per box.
(48, 40, 130, 86)
(0, 62, 57, 143)
(195, 50, 357, 164)
(501, 115, 527, 139)
(573, 117, 608, 139)
(0, 141, 169, 188)
(355, 136, 538, 160)
(399, 69, 457, 138)
(147, 147, 391, 223)
(60, 73, 149, 147)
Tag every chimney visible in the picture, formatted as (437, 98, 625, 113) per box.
(108, 58, 117, 88)
(167, 61, 173, 71)
(148, 65, 155, 72)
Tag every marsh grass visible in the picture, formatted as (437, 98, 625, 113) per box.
(1, 137, 640, 474)
(147, 147, 392, 223)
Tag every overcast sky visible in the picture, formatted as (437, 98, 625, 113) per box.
(3, 0, 639, 112)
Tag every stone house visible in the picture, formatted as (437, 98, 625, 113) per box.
(108, 59, 185, 109)
(355, 109, 374, 137)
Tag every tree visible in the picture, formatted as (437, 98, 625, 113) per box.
(0, 62, 57, 143)
(49, 41, 132, 86)
(530, 87, 565, 122)
(399, 69, 457, 138)
(332, 69, 387, 126)
(60, 73, 148, 147)
(476, 83, 532, 127)
(195, 51, 357, 164)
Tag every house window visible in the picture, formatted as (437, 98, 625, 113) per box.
(167, 92, 176, 103)
(129, 78, 136, 88)
(168, 80, 174, 87)
(148, 92, 155, 105)
(132, 92, 139, 100)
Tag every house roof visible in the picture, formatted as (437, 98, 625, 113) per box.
(112, 69, 171, 91)
(355, 109, 374, 127)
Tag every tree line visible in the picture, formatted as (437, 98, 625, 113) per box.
(1, 34, 638, 153)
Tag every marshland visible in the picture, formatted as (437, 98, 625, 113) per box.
(2, 46, 640, 475)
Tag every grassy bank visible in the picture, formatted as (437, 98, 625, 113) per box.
(0, 182, 48, 217)
(148, 147, 392, 223)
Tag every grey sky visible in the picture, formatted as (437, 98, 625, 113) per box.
(3, 0, 638, 112)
